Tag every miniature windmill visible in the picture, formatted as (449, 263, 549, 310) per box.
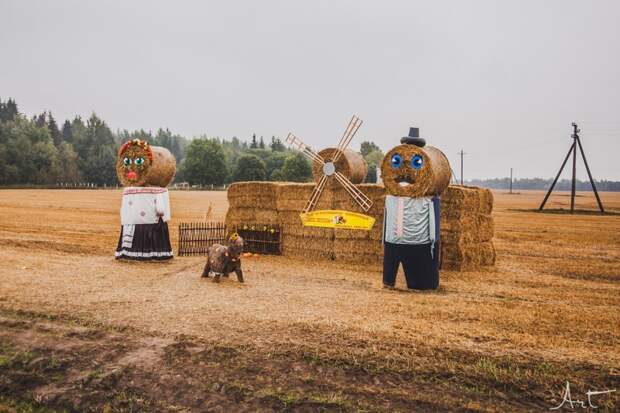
(286, 116, 375, 230)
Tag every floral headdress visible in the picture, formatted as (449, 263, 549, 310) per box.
(118, 139, 153, 161)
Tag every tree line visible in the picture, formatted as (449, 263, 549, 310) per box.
(466, 177, 620, 192)
(0, 97, 384, 187)
(0, 98, 188, 186)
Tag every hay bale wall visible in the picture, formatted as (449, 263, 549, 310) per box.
(225, 182, 495, 271)
(439, 186, 495, 270)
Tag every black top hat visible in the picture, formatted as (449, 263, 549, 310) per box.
(400, 127, 426, 147)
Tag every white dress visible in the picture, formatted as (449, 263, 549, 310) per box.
(115, 187, 173, 260)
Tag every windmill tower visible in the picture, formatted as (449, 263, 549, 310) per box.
(286, 115, 373, 213)
(285, 115, 375, 229)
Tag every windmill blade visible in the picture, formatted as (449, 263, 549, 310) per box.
(333, 115, 357, 154)
(303, 174, 328, 213)
(334, 171, 373, 212)
(285, 133, 325, 166)
(332, 115, 363, 163)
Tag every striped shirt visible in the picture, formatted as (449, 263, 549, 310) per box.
(383, 195, 440, 254)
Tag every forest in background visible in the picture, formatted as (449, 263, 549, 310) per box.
(0, 97, 384, 187)
(1, 97, 618, 190)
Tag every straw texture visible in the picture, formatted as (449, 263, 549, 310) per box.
(225, 182, 495, 271)
(311, 148, 368, 185)
(116, 144, 176, 188)
(381, 145, 451, 198)
(146, 146, 176, 187)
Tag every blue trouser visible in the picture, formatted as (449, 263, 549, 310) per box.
(383, 241, 440, 290)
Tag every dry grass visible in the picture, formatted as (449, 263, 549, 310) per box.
(0, 188, 619, 410)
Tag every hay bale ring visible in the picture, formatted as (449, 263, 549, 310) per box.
(311, 148, 367, 186)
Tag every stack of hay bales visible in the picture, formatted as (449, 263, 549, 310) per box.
(276, 183, 334, 261)
(440, 186, 495, 270)
(226, 182, 279, 225)
(225, 182, 495, 271)
(226, 182, 334, 260)
(332, 184, 385, 265)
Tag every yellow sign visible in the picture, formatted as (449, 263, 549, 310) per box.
(300, 210, 375, 230)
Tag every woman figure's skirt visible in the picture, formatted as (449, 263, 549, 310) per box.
(115, 218, 173, 261)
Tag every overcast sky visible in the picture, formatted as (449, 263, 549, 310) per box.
(1, 0, 619, 179)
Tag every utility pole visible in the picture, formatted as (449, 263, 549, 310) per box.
(570, 123, 578, 212)
(509, 168, 513, 194)
(459, 149, 466, 186)
(539, 123, 605, 213)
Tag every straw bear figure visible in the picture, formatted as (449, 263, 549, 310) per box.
(201, 234, 245, 283)
(381, 128, 451, 290)
(114, 139, 176, 261)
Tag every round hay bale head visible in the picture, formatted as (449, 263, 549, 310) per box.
(381, 145, 450, 197)
(311, 148, 367, 186)
(116, 141, 176, 187)
(145, 146, 176, 187)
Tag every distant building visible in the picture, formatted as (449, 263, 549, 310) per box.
(174, 182, 190, 190)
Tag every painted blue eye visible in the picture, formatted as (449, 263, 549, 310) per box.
(391, 154, 402, 168)
(411, 155, 423, 170)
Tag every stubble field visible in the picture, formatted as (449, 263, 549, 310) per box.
(0, 188, 618, 412)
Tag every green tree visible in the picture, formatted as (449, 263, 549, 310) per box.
(5, 116, 57, 184)
(154, 128, 187, 162)
(363, 149, 384, 183)
(80, 113, 117, 185)
(233, 154, 266, 182)
(366, 165, 377, 183)
(281, 153, 312, 182)
(0, 143, 11, 185)
(270, 136, 285, 151)
(360, 141, 380, 157)
(250, 134, 258, 149)
(58, 142, 80, 182)
(70, 116, 87, 159)
(365, 149, 384, 166)
(34, 112, 47, 128)
(47, 112, 62, 147)
(61, 120, 73, 143)
(181, 139, 228, 186)
(84, 146, 117, 185)
(264, 151, 288, 180)
(259, 136, 265, 149)
(31, 140, 62, 184)
(270, 169, 284, 181)
(0, 98, 19, 123)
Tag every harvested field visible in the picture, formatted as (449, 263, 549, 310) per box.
(0, 189, 619, 411)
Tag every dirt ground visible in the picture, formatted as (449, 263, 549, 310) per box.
(0, 188, 619, 412)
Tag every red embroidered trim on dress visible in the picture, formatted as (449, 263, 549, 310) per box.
(123, 188, 168, 195)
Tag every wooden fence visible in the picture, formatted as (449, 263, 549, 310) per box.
(177, 222, 281, 256)
(178, 222, 227, 256)
(235, 224, 281, 255)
